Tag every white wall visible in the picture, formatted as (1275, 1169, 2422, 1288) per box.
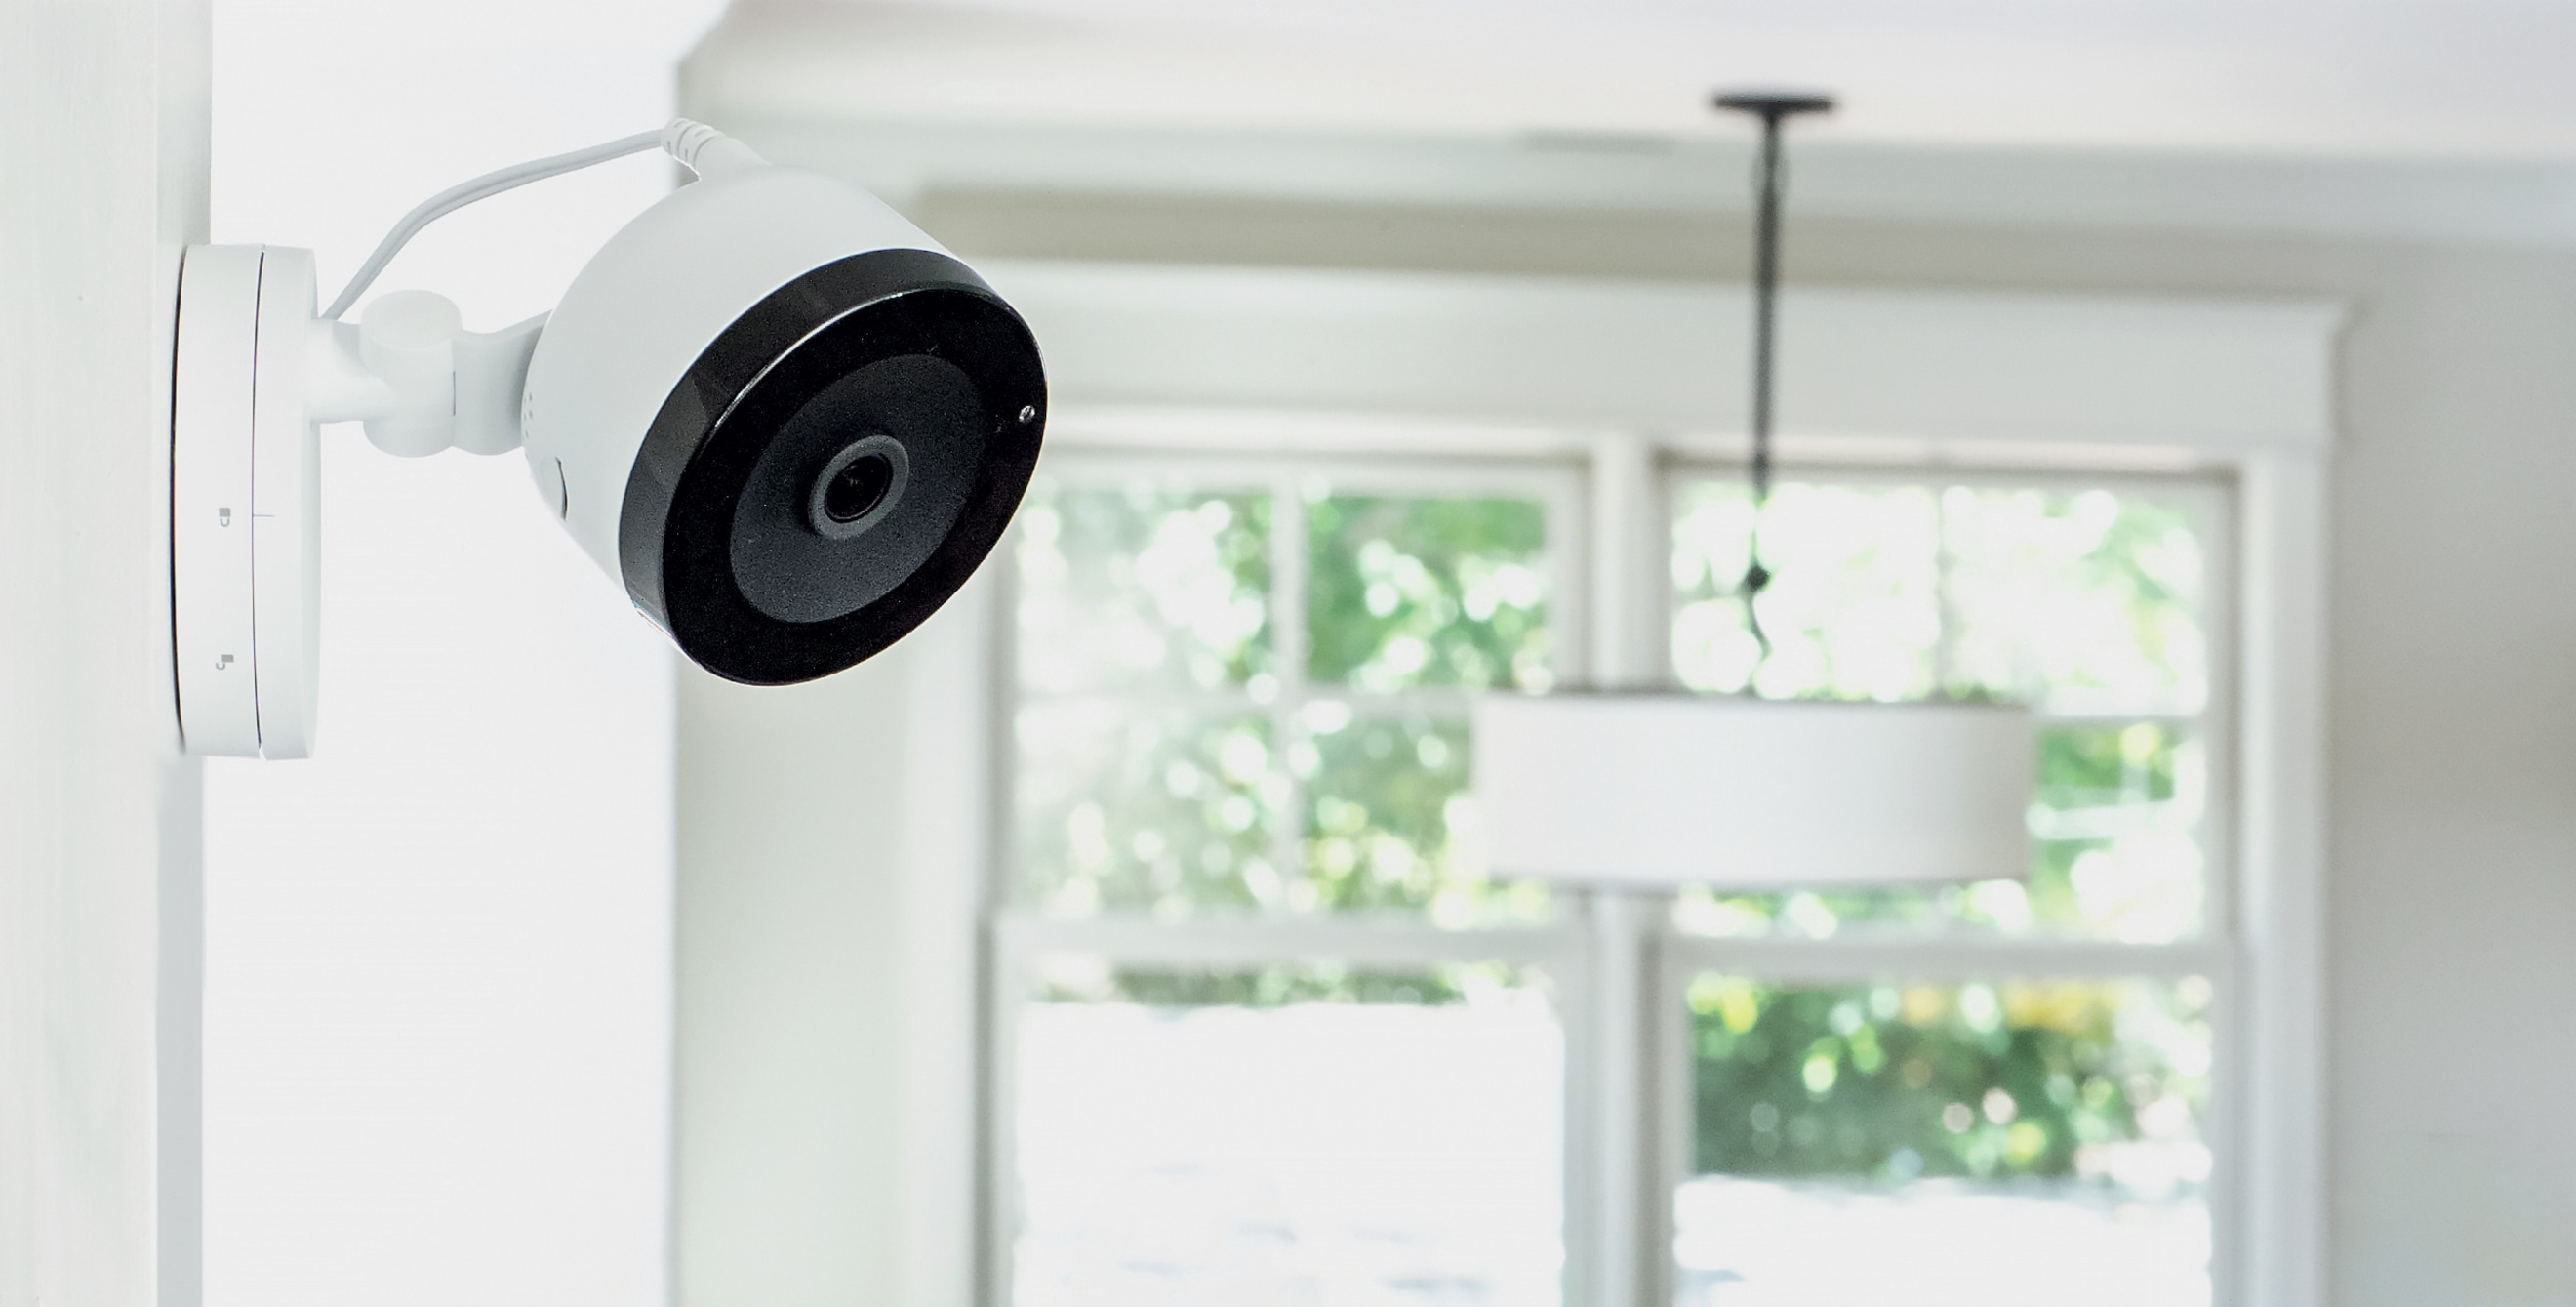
(200, 3, 721, 1305)
(0, 0, 208, 1304)
(672, 579, 988, 1307)
(2309, 245, 2576, 1305)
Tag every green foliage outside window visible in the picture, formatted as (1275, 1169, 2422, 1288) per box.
(1297, 709, 1554, 924)
(1689, 975, 2212, 1184)
(1015, 480, 1270, 695)
(1016, 480, 1554, 922)
(1670, 483, 2206, 710)
(1016, 706, 1282, 916)
(1306, 495, 1552, 692)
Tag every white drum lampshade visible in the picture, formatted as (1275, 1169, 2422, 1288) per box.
(1470, 693, 2034, 888)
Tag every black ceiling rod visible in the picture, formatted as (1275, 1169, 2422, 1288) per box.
(1712, 90, 1833, 657)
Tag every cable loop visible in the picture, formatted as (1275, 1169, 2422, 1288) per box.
(323, 125, 681, 321)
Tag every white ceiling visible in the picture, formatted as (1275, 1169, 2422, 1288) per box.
(687, 0, 2576, 242)
(704, 0, 2576, 158)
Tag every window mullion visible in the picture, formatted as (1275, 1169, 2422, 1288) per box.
(1577, 433, 1667, 1307)
(1270, 475, 1309, 907)
(1665, 935, 2233, 983)
(999, 914, 1581, 970)
(1934, 483, 1959, 696)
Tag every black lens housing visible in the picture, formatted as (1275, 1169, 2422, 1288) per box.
(618, 248, 1045, 685)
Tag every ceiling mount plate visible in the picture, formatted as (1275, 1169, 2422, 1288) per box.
(1711, 91, 1837, 121)
(173, 244, 320, 758)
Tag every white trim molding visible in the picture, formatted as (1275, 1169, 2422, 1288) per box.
(985, 260, 2341, 461)
(2236, 451, 2333, 1307)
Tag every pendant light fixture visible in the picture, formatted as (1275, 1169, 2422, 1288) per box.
(1468, 90, 2036, 890)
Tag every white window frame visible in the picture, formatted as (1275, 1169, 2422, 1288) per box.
(973, 261, 2337, 1307)
(985, 449, 1596, 1307)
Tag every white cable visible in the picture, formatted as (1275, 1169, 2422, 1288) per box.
(659, 118, 765, 178)
(323, 121, 757, 321)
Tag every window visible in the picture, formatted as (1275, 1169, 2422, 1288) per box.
(995, 458, 1584, 1307)
(1673, 975, 2214, 1306)
(991, 444, 2246, 1307)
(1659, 471, 2231, 1306)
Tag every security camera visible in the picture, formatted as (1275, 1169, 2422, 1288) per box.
(171, 121, 1046, 757)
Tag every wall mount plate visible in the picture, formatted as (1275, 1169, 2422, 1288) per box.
(173, 244, 319, 758)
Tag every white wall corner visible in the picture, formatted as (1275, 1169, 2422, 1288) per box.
(2237, 451, 2333, 1307)
(0, 0, 209, 1303)
(672, 573, 994, 1307)
(896, 571, 996, 1307)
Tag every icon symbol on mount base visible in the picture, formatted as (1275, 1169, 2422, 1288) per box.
(219, 507, 231, 526)
(217, 653, 233, 670)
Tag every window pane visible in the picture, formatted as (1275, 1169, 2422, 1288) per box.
(1013, 960, 1565, 1307)
(1673, 480, 2207, 713)
(1016, 479, 1565, 923)
(1671, 482, 1941, 700)
(1016, 704, 1283, 916)
(2030, 721, 2208, 941)
(1016, 478, 1272, 695)
(1943, 487, 2208, 714)
(1678, 975, 2213, 1306)
(1299, 704, 1551, 925)
(1307, 494, 1553, 692)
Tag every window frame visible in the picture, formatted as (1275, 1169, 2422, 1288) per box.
(983, 448, 1598, 1307)
(983, 434, 2303, 1307)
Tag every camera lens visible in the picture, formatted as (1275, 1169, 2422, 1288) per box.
(824, 453, 893, 522)
(806, 433, 910, 540)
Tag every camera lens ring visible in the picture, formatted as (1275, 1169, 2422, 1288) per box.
(625, 249, 1047, 686)
(807, 433, 910, 539)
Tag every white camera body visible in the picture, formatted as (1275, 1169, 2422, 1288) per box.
(171, 124, 1047, 757)
(524, 162, 948, 597)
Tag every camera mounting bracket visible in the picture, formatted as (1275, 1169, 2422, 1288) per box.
(169, 118, 1045, 754)
(171, 243, 544, 757)
(173, 244, 319, 758)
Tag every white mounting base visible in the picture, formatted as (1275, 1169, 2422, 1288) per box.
(173, 244, 319, 758)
